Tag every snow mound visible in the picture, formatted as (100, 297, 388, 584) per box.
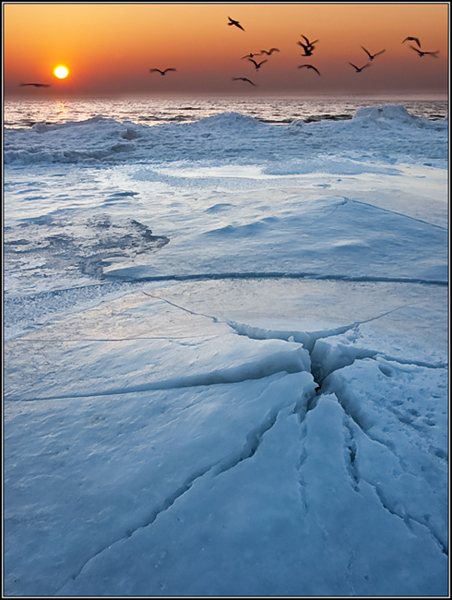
(352, 104, 427, 128)
(190, 111, 267, 131)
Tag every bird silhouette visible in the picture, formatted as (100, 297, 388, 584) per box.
(20, 83, 51, 87)
(260, 48, 280, 55)
(361, 46, 385, 60)
(228, 16, 245, 31)
(233, 77, 256, 86)
(248, 58, 268, 70)
(402, 36, 421, 48)
(298, 64, 321, 76)
(349, 62, 371, 72)
(409, 46, 439, 57)
(297, 41, 315, 56)
(242, 52, 259, 59)
(149, 68, 177, 75)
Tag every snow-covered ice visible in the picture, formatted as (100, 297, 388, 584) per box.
(3, 104, 448, 596)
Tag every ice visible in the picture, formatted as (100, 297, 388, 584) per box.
(4, 291, 311, 402)
(3, 104, 448, 596)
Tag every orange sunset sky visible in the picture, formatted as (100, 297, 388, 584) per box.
(3, 3, 449, 99)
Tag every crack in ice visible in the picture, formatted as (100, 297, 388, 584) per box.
(10, 350, 307, 402)
(336, 399, 448, 557)
(141, 289, 223, 324)
(369, 481, 448, 556)
(343, 419, 360, 492)
(56, 406, 286, 593)
(213, 409, 281, 476)
(7, 334, 223, 343)
(57, 463, 217, 592)
(350, 198, 448, 232)
(103, 271, 447, 287)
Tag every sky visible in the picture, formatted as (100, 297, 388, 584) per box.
(3, 3, 449, 99)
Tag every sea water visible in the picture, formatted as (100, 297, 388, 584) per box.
(4, 95, 448, 128)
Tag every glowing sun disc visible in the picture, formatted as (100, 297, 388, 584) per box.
(54, 66, 69, 79)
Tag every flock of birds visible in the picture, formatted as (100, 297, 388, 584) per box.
(19, 17, 441, 89)
(148, 18, 441, 88)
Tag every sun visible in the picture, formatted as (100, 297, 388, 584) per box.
(53, 65, 69, 79)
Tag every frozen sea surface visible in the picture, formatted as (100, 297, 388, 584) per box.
(3, 103, 448, 596)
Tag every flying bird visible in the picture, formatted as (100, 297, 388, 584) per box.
(228, 16, 245, 31)
(297, 34, 318, 57)
(409, 46, 439, 57)
(248, 58, 268, 70)
(260, 48, 280, 55)
(402, 36, 421, 47)
(297, 41, 315, 56)
(361, 46, 385, 60)
(349, 62, 371, 72)
(242, 52, 259, 59)
(20, 83, 51, 87)
(233, 77, 256, 86)
(149, 68, 176, 75)
(298, 64, 321, 76)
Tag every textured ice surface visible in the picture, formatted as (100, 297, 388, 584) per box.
(4, 105, 448, 596)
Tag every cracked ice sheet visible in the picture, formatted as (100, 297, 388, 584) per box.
(54, 397, 447, 597)
(4, 372, 314, 596)
(323, 359, 448, 552)
(4, 279, 448, 597)
(3, 290, 311, 401)
(102, 188, 447, 284)
(135, 277, 447, 365)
